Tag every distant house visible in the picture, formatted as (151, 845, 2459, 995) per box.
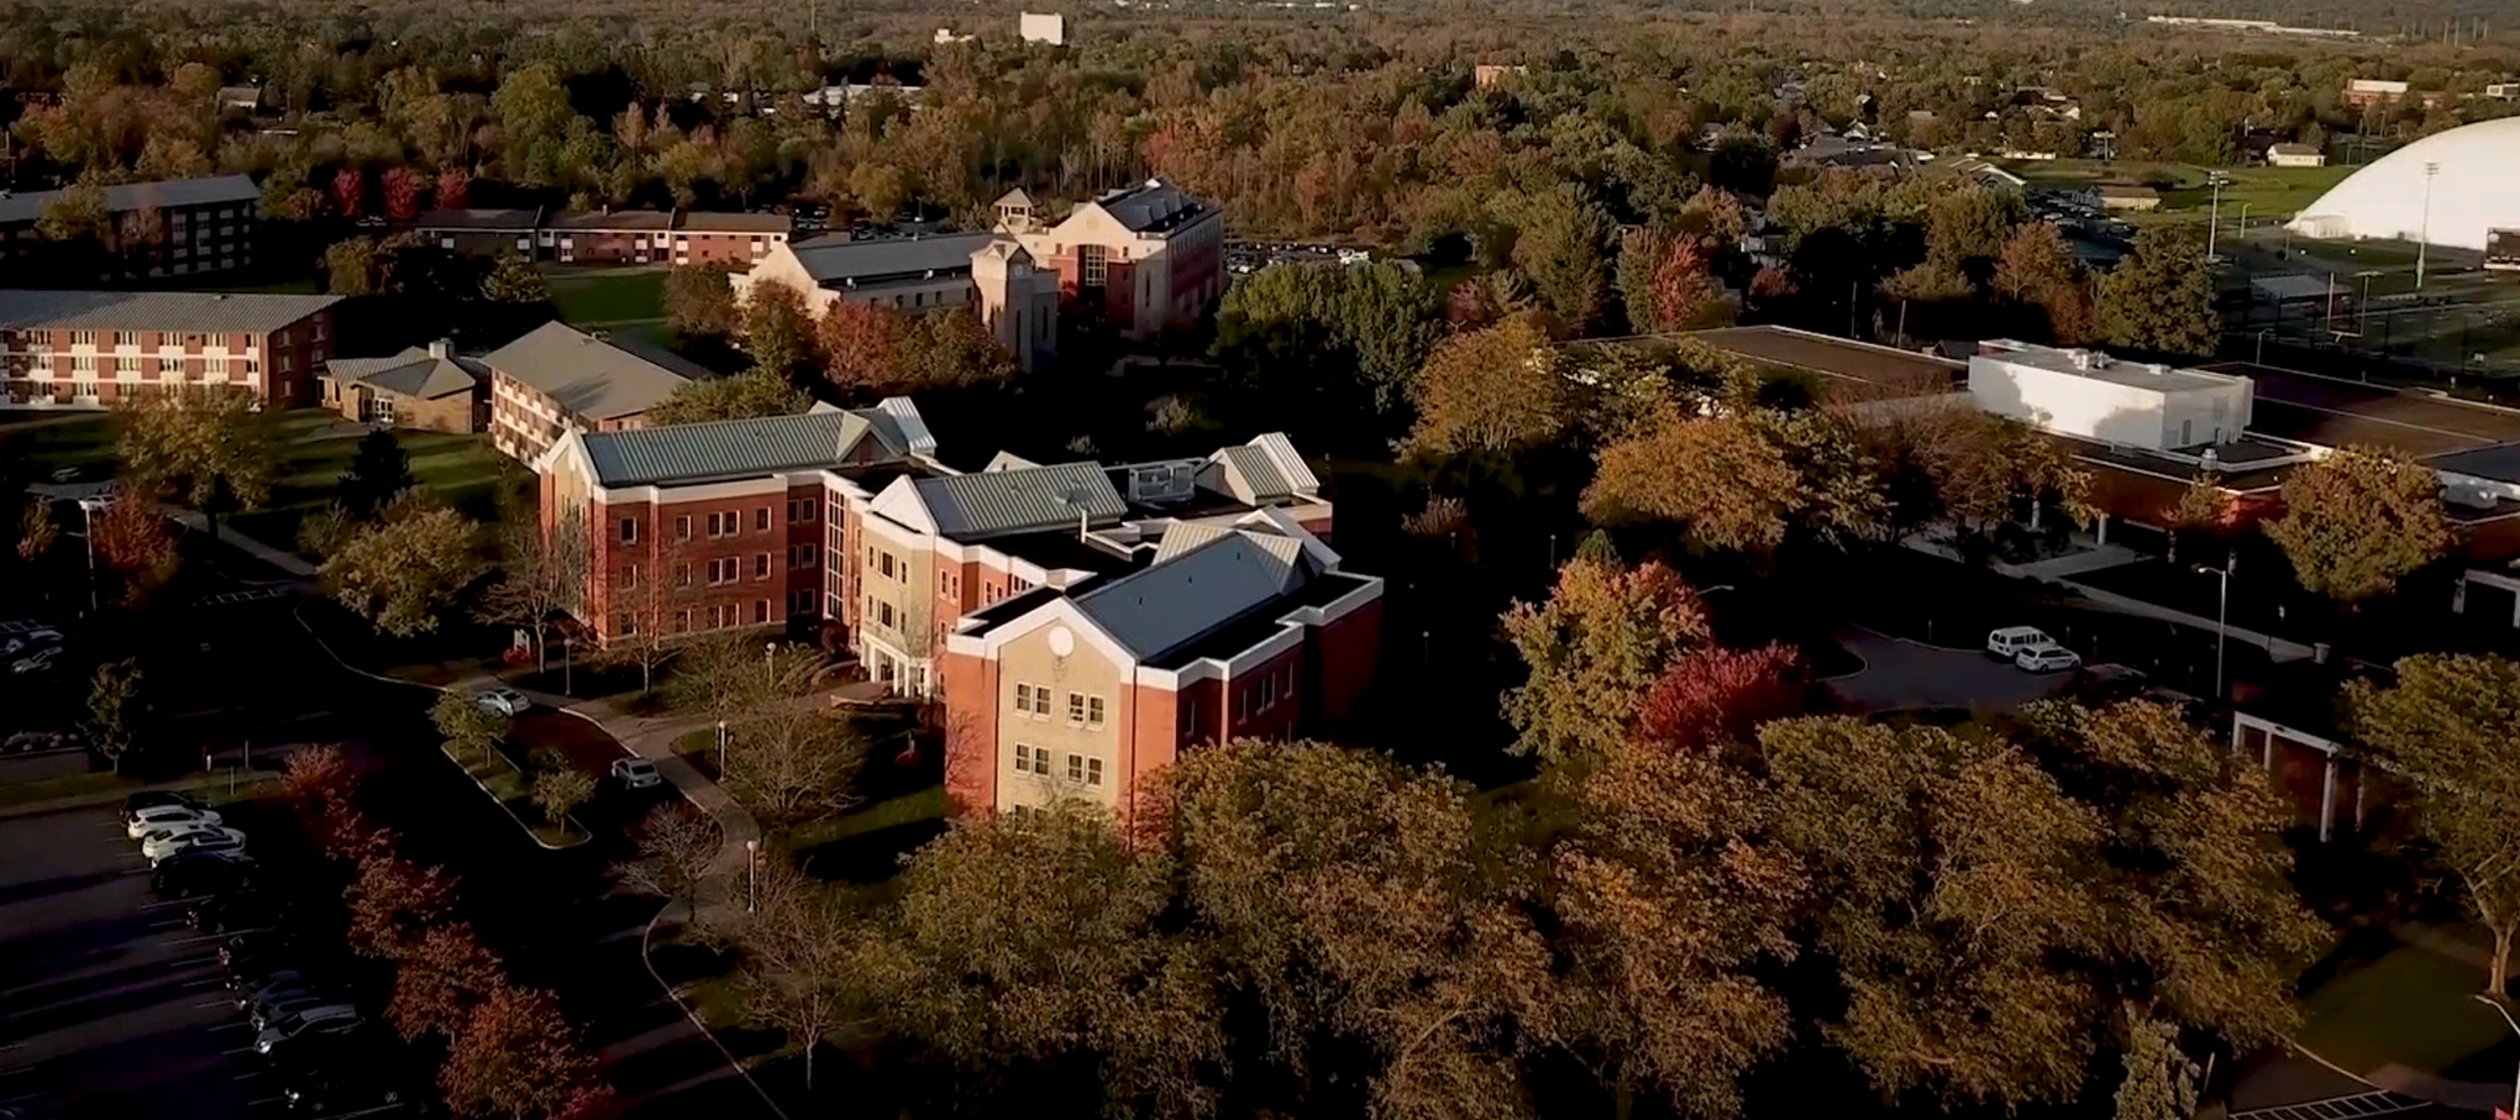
(1017, 11, 1065, 44)
(215, 85, 263, 112)
(480, 321, 710, 460)
(2097, 185, 2163, 212)
(1473, 64, 1526, 90)
(320, 339, 484, 432)
(2267, 142, 2328, 168)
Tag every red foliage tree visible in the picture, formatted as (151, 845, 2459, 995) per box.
(381, 167, 423, 222)
(332, 168, 367, 219)
(435, 168, 471, 210)
(386, 923, 507, 1040)
(1446, 279, 1501, 328)
(1634, 643, 1809, 755)
(439, 984, 605, 1120)
(816, 298, 905, 392)
(89, 497, 179, 607)
(346, 850, 459, 959)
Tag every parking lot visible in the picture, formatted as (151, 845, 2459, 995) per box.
(0, 803, 314, 1120)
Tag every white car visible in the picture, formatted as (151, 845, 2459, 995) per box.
(1986, 626, 2056, 660)
(143, 826, 246, 864)
(2014, 644, 2083, 673)
(126, 805, 223, 839)
(611, 758, 663, 790)
(475, 687, 531, 717)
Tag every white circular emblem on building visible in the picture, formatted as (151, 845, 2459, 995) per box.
(1047, 626, 1075, 657)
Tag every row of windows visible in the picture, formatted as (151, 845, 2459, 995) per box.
(1012, 744, 1104, 786)
(1012, 683, 1105, 727)
(611, 599, 776, 636)
(1235, 665, 1297, 722)
(617, 503, 803, 545)
(63, 355, 259, 375)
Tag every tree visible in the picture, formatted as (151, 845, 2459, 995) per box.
(2097, 226, 2218, 358)
(740, 283, 816, 378)
(1508, 185, 1616, 331)
(86, 659, 143, 774)
(339, 429, 415, 520)
(531, 768, 595, 833)
(1617, 227, 1715, 335)
(665, 264, 741, 343)
(476, 513, 587, 673)
(1538, 739, 1805, 1118)
(279, 744, 355, 814)
(345, 850, 459, 958)
(645, 369, 810, 425)
(15, 500, 57, 563)
(816, 299, 906, 392)
(1633, 644, 1808, 754)
(386, 923, 507, 1041)
(1993, 223, 2094, 345)
(435, 169, 471, 209)
(722, 697, 869, 827)
(381, 167, 424, 222)
(2160, 473, 2233, 564)
(432, 689, 513, 774)
(321, 493, 483, 637)
(90, 497, 181, 608)
(593, 539, 690, 692)
(2114, 1018, 2199, 1120)
(1211, 262, 1445, 418)
(1403, 318, 1570, 459)
(1875, 405, 2091, 537)
(733, 865, 859, 1090)
(617, 802, 720, 916)
(326, 237, 378, 295)
(2267, 445, 2449, 607)
(1583, 413, 1795, 554)
(898, 308, 1019, 390)
(439, 983, 606, 1120)
(116, 388, 277, 537)
(332, 167, 367, 219)
(2348, 654, 2520, 993)
(36, 176, 108, 244)
(1501, 556, 1710, 762)
(480, 254, 551, 304)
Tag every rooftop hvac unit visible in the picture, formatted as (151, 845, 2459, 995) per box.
(1126, 461, 1198, 502)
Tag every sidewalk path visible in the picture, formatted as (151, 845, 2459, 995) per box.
(25, 480, 319, 579)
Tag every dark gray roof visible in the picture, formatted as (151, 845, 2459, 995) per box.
(553, 209, 672, 232)
(1089, 179, 1213, 235)
(326, 347, 482, 400)
(912, 462, 1126, 539)
(415, 207, 543, 231)
(479, 322, 697, 421)
(1074, 530, 1313, 659)
(789, 232, 997, 286)
(0, 174, 259, 225)
(0, 289, 340, 334)
(678, 211, 792, 234)
(581, 410, 893, 486)
(2427, 443, 2520, 486)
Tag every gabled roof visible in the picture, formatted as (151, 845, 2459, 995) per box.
(908, 462, 1127, 540)
(0, 174, 259, 225)
(993, 187, 1037, 209)
(0, 289, 339, 334)
(478, 321, 701, 421)
(1073, 528, 1318, 661)
(326, 346, 482, 401)
(787, 232, 998, 286)
(1082, 178, 1215, 235)
(578, 408, 906, 487)
(1203, 433, 1319, 504)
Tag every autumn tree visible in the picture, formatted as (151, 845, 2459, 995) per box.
(898, 308, 1021, 389)
(2266, 445, 2449, 607)
(15, 500, 57, 563)
(86, 659, 143, 773)
(531, 768, 595, 834)
(2348, 654, 2520, 993)
(722, 697, 868, 827)
(116, 388, 277, 538)
(733, 865, 859, 1089)
(326, 238, 379, 295)
(2114, 1018, 2200, 1120)
(2160, 473, 2234, 564)
(1582, 408, 1886, 556)
(617, 802, 720, 917)
(432, 689, 513, 774)
(1872, 404, 2091, 538)
(476, 512, 588, 673)
(381, 166, 423, 222)
(740, 283, 817, 379)
(321, 492, 483, 637)
(664, 264, 742, 343)
(1617, 226, 1716, 335)
(1633, 644, 1809, 754)
(332, 167, 366, 218)
(816, 299, 906, 392)
(90, 497, 181, 607)
(1501, 556, 1710, 761)
(386, 923, 507, 1041)
(1403, 318, 1570, 459)
(2097, 226, 2218, 358)
(439, 983, 607, 1120)
(480, 254, 552, 305)
(345, 849, 459, 958)
(1993, 222, 2094, 345)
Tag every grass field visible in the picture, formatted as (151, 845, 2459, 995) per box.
(543, 266, 668, 325)
(2009, 158, 2355, 226)
(2294, 929, 2512, 1078)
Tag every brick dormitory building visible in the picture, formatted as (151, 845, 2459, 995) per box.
(532, 407, 1378, 819)
(0, 173, 262, 283)
(0, 289, 341, 409)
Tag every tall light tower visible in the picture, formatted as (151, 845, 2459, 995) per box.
(2205, 171, 2232, 262)
(2417, 161, 2440, 290)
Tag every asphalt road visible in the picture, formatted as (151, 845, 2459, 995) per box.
(1825, 628, 2082, 713)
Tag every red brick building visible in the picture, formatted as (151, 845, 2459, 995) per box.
(0, 289, 341, 409)
(0, 174, 262, 283)
(413, 207, 792, 267)
(1002, 179, 1226, 340)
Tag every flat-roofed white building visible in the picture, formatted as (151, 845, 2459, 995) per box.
(1967, 340, 2253, 451)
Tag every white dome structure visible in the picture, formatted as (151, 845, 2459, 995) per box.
(2287, 118, 2520, 251)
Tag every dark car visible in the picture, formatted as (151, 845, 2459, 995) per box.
(281, 1067, 407, 1114)
(218, 929, 301, 972)
(188, 892, 287, 934)
(122, 790, 208, 823)
(256, 1013, 363, 1058)
(231, 970, 314, 1003)
(151, 850, 257, 899)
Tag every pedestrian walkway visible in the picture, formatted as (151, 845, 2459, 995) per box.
(524, 689, 765, 928)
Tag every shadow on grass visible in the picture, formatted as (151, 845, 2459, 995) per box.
(797, 817, 949, 884)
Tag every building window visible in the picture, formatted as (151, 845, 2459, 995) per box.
(790, 544, 818, 569)
(622, 564, 639, 590)
(676, 515, 692, 540)
(1068, 692, 1086, 724)
(788, 498, 816, 523)
(1080, 244, 1108, 286)
(71, 330, 97, 346)
(620, 518, 639, 543)
(157, 357, 181, 374)
(1086, 757, 1104, 786)
(755, 507, 770, 532)
(615, 613, 636, 636)
(708, 558, 738, 585)
(675, 563, 693, 587)
(1030, 683, 1051, 716)
(1015, 744, 1050, 775)
(877, 551, 896, 579)
(1016, 683, 1034, 713)
(1087, 696, 1105, 727)
(72, 355, 95, 372)
(754, 553, 771, 579)
(112, 331, 137, 347)
(755, 600, 770, 624)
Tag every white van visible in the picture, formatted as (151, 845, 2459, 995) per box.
(1986, 626, 2055, 659)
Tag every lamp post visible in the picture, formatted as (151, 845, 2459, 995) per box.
(2418, 161, 2440, 290)
(764, 641, 777, 689)
(76, 495, 106, 615)
(744, 838, 758, 913)
(716, 719, 728, 778)
(2205, 171, 2231, 261)
(2472, 994, 2520, 1120)
(2194, 553, 2233, 702)
(2357, 270, 2382, 337)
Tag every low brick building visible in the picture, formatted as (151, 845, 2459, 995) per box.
(0, 289, 340, 409)
(412, 207, 792, 267)
(0, 174, 262, 283)
(319, 340, 483, 432)
(481, 321, 707, 461)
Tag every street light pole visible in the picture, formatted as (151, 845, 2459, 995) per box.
(744, 838, 758, 913)
(2472, 995, 2520, 1120)
(77, 496, 105, 615)
(764, 641, 776, 690)
(716, 719, 728, 778)
(2418, 161, 2440, 290)
(2206, 172, 2230, 261)
(2195, 554, 2232, 701)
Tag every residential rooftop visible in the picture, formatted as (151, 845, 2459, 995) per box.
(1686, 325, 1964, 401)
(575, 405, 920, 487)
(0, 174, 259, 225)
(479, 321, 707, 423)
(326, 345, 481, 401)
(789, 232, 999, 288)
(0, 289, 341, 335)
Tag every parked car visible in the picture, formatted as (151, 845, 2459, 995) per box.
(2, 627, 65, 653)
(123, 790, 208, 822)
(612, 758, 663, 790)
(256, 1010, 362, 1056)
(253, 996, 349, 1033)
(219, 930, 301, 972)
(155, 850, 256, 899)
(2014, 644, 2083, 673)
(9, 646, 62, 675)
(127, 805, 223, 839)
(1985, 626, 2056, 660)
(142, 826, 245, 863)
(231, 969, 314, 1000)
(475, 687, 531, 716)
(189, 891, 286, 934)
(3, 729, 77, 753)
(281, 1067, 407, 1113)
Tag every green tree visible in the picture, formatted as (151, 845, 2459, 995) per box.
(645, 369, 810, 425)
(489, 64, 597, 189)
(2348, 654, 2520, 992)
(2097, 226, 2219, 358)
(339, 429, 414, 520)
(2266, 445, 2449, 607)
(665, 264, 741, 342)
(1507, 185, 1616, 332)
(36, 175, 108, 244)
(1501, 556, 1710, 762)
(1212, 262, 1444, 417)
(117, 388, 277, 537)
(530, 767, 594, 832)
(431, 689, 512, 773)
(897, 308, 1019, 390)
(87, 658, 143, 774)
(325, 237, 379, 295)
(1993, 222, 2094, 345)
(480, 254, 551, 304)
(1403, 318, 1570, 459)
(2114, 1019, 2199, 1120)
(740, 283, 816, 379)
(321, 493, 483, 637)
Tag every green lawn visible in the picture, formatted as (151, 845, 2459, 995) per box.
(225, 409, 521, 556)
(2295, 930, 2510, 1077)
(0, 412, 120, 477)
(779, 785, 946, 855)
(2009, 158, 2354, 225)
(437, 739, 582, 848)
(543, 266, 668, 326)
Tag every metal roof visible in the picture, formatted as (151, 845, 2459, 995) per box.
(677, 212, 792, 234)
(911, 462, 1125, 539)
(414, 207, 543, 231)
(0, 289, 340, 335)
(787, 232, 998, 285)
(1089, 179, 1213, 235)
(582, 410, 887, 486)
(478, 321, 697, 421)
(0, 174, 260, 225)
(1074, 529, 1312, 659)
(326, 347, 481, 400)
(1207, 434, 1319, 503)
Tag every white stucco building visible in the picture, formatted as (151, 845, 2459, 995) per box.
(1967, 340, 2252, 451)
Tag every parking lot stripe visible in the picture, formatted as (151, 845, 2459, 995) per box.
(220, 1046, 256, 1056)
